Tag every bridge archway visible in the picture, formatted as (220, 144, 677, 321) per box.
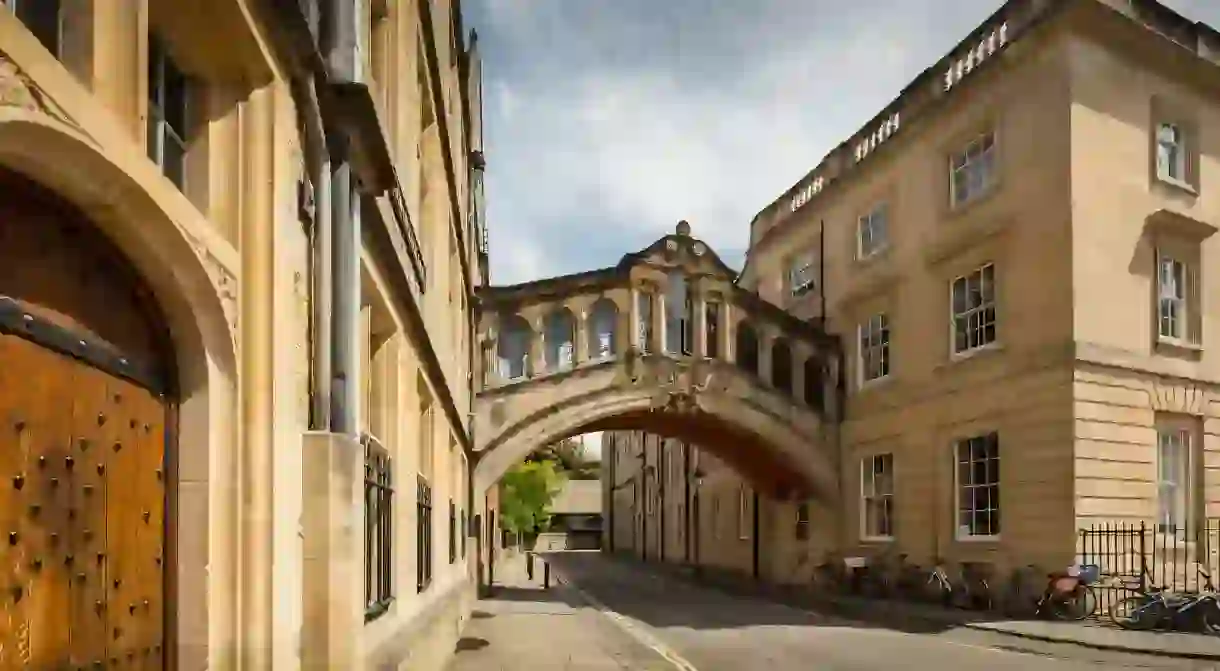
(474, 222, 843, 504)
(472, 357, 836, 498)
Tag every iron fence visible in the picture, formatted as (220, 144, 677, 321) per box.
(1078, 519, 1220, 617)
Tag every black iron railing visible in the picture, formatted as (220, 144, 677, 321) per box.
(363, 434, 393, 621)
(1078, 519, 1220, 616)
(417, 475, 433, 593)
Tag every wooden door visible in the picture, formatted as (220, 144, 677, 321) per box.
(0, 332, 166, 669)
(0, 169, 171, 670)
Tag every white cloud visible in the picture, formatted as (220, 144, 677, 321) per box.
(473, 0, 1220, 286)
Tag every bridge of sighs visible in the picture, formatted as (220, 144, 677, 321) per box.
(472, 221, 844, 501)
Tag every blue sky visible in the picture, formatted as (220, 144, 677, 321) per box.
(467, 0, 1217, 286)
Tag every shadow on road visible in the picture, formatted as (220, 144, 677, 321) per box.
(539, 550, 1011, 636)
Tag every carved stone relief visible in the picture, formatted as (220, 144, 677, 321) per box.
(0, 50, 83, 132)
(192, 240, 239, 342)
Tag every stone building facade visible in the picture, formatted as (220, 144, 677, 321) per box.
(604, 0, 1220, 588)
(0, 1, 492, 669)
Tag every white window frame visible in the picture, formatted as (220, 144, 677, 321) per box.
(860, 454, 894, 541)
(1157, 253, 1187, 342)
(857, 313, 890, 386)
(950, 263, 997, 356)
(1155, 121, 1188, 184)
(949, 131, 996, 208)
(1156, 427, 1191, 538)
(147, 35, 190, 189)
(857, 203, 889, 260)
(954, 432, 1000, 541)
(789, 255, 817, 296)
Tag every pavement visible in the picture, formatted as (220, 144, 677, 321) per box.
(532, 551, 1220, 670)
(444, 551, 677, 670)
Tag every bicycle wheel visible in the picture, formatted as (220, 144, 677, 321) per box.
(1200, 602, 1220, 636)
(1110, 595, 1162, 630)
(1062, 584, 1098, 620)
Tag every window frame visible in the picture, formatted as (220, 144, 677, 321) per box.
(363, 435, 394, 621)
(788, 255, 818, 297)
(1156, 425, 1192, 538)
(857, 312, 891, 386)
(953, 432, 1001, 542)
(147, 35, 191, 189)
(1157, 253, 1188, 342)
(795, 502, 811, 541)
(948, 130, 997, 209)
(856, 203, 890, 260)
(950, 263, 998, 356)
(6, 0, 63, 57)
(416, 474, 433, 593)
(1155, 121, 1188, 185)
(859, 454, 894, 542)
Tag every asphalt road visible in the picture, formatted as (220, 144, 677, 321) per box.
(543, 551, 1216, 671)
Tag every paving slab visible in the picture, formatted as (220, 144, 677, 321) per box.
(447, 554, 676, 671)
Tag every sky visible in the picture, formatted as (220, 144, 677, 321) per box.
(467, 0, 1218, 456)
(467, 0, 1217, 287)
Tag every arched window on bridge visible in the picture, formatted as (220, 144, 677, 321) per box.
(587, 298, 618, 361)
(771, 337, 792, 395)
(705, 300, 720, 359)
(803, 357, 825, 412)
(735, 322, 759, 376)
(637, 291, 655, 353)
(544, 308, 576, 371)
(497, 315, 532, 380)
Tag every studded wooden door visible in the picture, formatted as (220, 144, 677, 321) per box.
(0, 328, 167, 669)
(0, 169, 171, 670)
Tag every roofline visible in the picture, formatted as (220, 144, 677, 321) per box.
(746, 0, 1220, 256)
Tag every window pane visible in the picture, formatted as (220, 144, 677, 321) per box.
(163, 130, 186, 187)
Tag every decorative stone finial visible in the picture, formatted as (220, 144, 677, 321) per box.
(675, 220, 691, 237)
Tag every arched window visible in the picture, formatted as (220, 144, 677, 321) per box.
(735, 322, 759, 376)
(543, 308, 576, 371)
(496, 315, 532, 380)
(586, 298, 618, 360)
(804, 358, 825, 412)
(771, 337, 792, 394)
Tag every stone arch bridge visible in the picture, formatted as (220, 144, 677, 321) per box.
(473, 222, 844, 501)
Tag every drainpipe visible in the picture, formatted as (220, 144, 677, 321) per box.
(323, 0, 359, 435)
(302, 82, 332, 431)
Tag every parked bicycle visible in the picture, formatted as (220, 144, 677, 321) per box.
(923, 559, 954, 607)
(1110, 567, 1220, 634)
(956, 562, 995, 611)
(1035, 564, 1099, 621)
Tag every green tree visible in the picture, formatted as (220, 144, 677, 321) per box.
(528, 437, 600, 480)
(499, 459, 567, 537)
